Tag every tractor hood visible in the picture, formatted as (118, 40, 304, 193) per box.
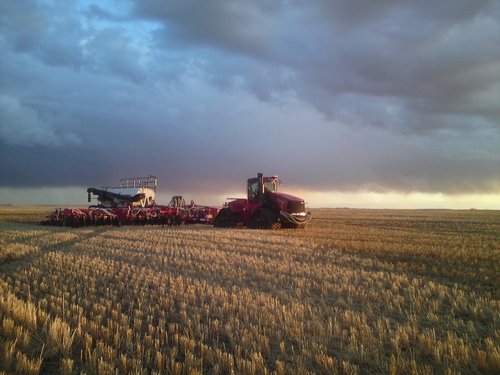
(271, 192, 304, 202)
(269, 192, 307, 214)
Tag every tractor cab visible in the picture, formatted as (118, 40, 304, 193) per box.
(247, 174, 278, 202)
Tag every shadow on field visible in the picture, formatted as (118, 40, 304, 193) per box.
(0, 222, 109, 275)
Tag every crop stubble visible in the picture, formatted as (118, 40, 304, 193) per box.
(0, 208, 498, 374)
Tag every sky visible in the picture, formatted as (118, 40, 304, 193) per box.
(0, 0, 499, 208)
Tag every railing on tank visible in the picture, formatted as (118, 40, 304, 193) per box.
(119, 175, 158, 192)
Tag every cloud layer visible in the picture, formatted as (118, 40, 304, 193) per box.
(0, 0, 499, 197)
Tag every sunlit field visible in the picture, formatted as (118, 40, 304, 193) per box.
(0, 207, 498, 374)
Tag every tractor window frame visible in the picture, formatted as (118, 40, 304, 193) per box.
(247, 180, 259, 201)
(263, 180, 277, 193)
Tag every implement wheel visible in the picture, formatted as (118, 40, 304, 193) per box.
(175, 214, 185, 226)
(165, 215, 174, 226)
(62, 216, 73, 227)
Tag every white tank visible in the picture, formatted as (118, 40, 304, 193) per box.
(88, 175, 158, 207)
(105, 187, 156, 207)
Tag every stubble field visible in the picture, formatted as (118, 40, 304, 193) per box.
(0, 207, 498, 374)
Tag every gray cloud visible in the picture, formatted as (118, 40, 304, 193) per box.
(0, 94, 80, 147)
(132, 0, 500, 133)
(0, 0, 499, 199)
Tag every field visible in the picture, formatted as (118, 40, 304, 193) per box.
(0, 207, 499, 374)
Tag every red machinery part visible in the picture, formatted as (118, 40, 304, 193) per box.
(42, 205, 220, 228)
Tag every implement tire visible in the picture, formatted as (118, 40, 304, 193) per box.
(62, 216, 73, 227)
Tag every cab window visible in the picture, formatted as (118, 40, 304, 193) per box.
(248, 181, 259, 200)
(264, 180, 276, 193)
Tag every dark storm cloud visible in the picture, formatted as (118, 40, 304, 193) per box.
(0, 1, 86, 68)
(133, 0, 500, 133)
(0, 0, 499, 197)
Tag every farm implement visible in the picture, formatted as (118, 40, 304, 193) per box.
(42, 176, 219, 227)
(42, 173, 312, 229)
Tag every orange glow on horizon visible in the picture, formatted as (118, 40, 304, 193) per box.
(1, 187, 500, 210)
(292, 190, 500, 210)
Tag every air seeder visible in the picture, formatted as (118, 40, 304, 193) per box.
(42, 176, 219, 227)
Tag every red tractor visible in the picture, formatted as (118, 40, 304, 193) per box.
(213, 173, 312, 229)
